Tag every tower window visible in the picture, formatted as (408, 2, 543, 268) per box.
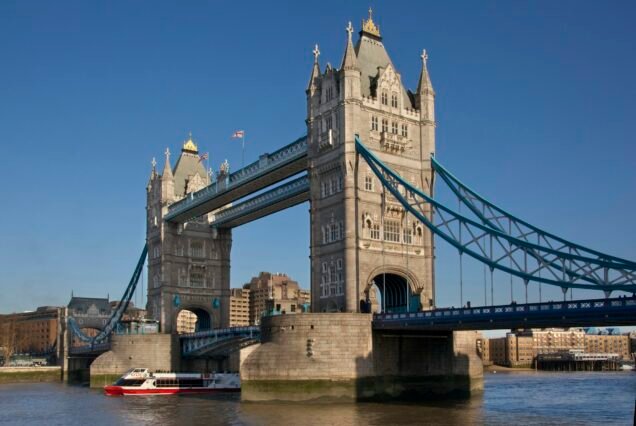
(190, 242, 204, 258)
(190, 266, 205, 288)
(401, 124, 408, 137)
(364, 175, 373, 191)
(381, 119, 388, 133)
(403, 227, 413, 245)
(326, 116, 333, 130)
(371, 116, 378, 131)
(370, 223, 380, 240)
(381, 91, 388, 105)
(391, 122, 398, 134)
(391, 93, 398, 108)
(384, 220, 400, 242)
(326, 86, 334, 102)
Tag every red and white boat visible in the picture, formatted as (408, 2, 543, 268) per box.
(104, 368, 240, 396)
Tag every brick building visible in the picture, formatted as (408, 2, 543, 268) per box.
(0, 307, 62, 361)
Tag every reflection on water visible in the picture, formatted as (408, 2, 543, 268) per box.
(0, 372, 634, 425)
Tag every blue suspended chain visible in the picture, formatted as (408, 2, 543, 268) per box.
(430, 157, 636, 289)
(69, 244, 148, 344)
(431, 157, 636, 269)
(355, 136, 636, 293)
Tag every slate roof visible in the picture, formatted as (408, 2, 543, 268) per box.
(172, 151, 210, 198)
(354, 33, 413, 108)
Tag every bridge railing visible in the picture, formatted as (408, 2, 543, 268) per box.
(374, 296, 636, 322)
(166, 136, 308, 221)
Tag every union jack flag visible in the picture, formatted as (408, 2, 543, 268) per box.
(232, 130, 244, 138)
(198, 152, 208, 163)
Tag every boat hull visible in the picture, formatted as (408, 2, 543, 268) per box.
(104, 385, 240, 396)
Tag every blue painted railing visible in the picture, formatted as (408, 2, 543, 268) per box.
(373, 296, 636, 330)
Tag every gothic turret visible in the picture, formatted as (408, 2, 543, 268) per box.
(416, 49, 435, 122)
(340, 22, 358, 70)
(306, 44, 321, 95)
(161, 147, 174, 202)
(340, 22, 361, 101)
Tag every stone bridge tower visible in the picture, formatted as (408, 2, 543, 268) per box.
(307, 11, 436, 313)
(146, 136, 231, 333)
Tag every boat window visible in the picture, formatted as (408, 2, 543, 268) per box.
(114, 378, 146, 386)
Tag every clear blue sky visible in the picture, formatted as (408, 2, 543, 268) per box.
(1, 1, 635, 314)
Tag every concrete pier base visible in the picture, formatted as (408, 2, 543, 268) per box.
(240, 313, 483, 401)
(89, 334, 180, 388)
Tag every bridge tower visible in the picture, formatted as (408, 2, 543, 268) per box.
(146, 136, 231, 333)
(307, 11, 436, 313)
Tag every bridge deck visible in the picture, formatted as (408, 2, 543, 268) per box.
(373, 297, 636, 331)
(165, 137, 307, 223)
(211, 176, 309, 228)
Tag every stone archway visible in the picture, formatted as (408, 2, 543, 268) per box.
(176, 307, 213, 334)
(365, 266, 420, 313)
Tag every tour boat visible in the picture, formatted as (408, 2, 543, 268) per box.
(104, 368, 240, 396)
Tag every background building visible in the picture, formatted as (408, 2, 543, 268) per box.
(227, 272, 310, 325)
(483, 328, 632, 367)
(176, 310, 198, 334)
(229, 288, 250, 327)
(0, 306, 62, 364)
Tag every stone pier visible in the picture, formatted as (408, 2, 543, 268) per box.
(240, 313, 483, 401)
(89, 334, 181, 388)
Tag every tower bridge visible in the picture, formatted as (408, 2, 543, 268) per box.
(69, 10, 636, 399)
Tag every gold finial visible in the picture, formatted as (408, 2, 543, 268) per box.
(361, 7, 381, 37)
(182, 132, 198, 153)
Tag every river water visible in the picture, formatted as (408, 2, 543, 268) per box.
(0, 372, 634, 425)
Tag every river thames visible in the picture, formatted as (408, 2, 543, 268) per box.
(0, 372, 634, 425)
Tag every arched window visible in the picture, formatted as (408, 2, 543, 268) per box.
(415, 226, 423, 244)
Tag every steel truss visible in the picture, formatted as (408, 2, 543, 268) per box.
(69, 245, 148, 344)
(355, 136, 636, 294)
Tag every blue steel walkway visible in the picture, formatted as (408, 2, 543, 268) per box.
(165, 136, 307, 223)
(373, 296, 636, 331)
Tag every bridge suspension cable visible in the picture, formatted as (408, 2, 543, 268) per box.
(432, 156, 636, 292)
(355, 136, 636, 294)
(68, 244, 148, 344)
(432, 157, 636, 269)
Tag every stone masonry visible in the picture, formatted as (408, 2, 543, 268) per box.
(307, 10, 436, 313)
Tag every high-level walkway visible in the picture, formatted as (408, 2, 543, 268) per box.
(164, 136, 308, 223)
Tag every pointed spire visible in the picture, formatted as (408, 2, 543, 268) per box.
(307, 44, 322, 92)
(341, 21, 358, 70)
(417, 49, 434, 95)
(162, 147, 173, 178)
(150, 157, 157, 179)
